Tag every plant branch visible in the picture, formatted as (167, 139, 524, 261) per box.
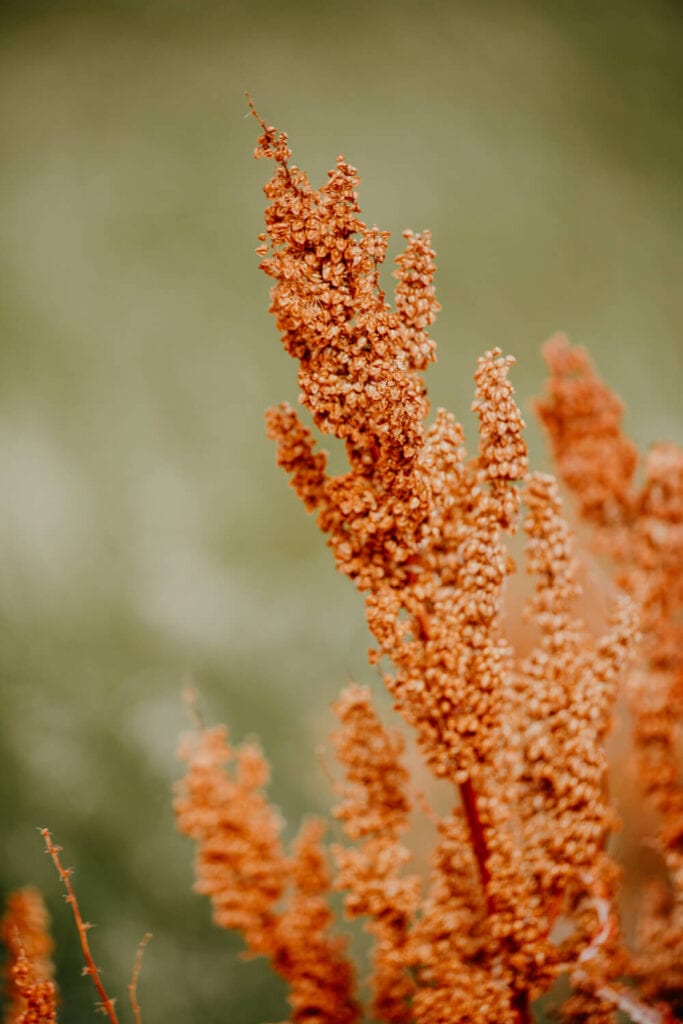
(40, 829, 120, 1024)
(128, 932, 152, 1024)
(460, 781, 533, 1024)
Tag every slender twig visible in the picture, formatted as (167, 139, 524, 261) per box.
(40, 829, 120, 1024)
(128, 932, 152, 1024)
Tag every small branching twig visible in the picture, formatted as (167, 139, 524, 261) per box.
(40, 828, 120, 1024)
(128, 932, 152, 1024)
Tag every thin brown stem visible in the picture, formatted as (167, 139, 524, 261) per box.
(511, 989, 532, 1024)
(40, 829, 120, 1024)
(128, 932, 152, 1024)
(459, 778, 491, 895)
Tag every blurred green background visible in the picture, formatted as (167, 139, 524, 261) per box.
(1, 1, 682, 1021)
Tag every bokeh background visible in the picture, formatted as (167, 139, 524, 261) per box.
(1, 1, 682, 1020)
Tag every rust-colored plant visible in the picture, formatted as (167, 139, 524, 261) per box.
(2, 112, 681, 1024)
(174, 109, 682, 1024)
(0, 833, 152, 1023)
(1, 887, 57, 1024)
(174, 721, 358, 1024)
(40, 830, 120, 1024)
(537, 335, 683, 1013)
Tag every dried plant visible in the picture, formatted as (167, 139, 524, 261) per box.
(174, 722, 358, 1024)
(537, 335, 683, 1013)
(1, 887, 57, 1024)
(41, 829, 120, 1024)
(174, 109, 682, 1023)
(0, 833, 151, 1023)
(2, 113, 681, 1024)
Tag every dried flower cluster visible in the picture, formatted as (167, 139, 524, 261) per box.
(537, 335, 683, 1012)
(2, 114, 681, 1024)
(175, 723, 358, 1024)
(1, 888, 56, 1024)
(173, 111, 682, 1024)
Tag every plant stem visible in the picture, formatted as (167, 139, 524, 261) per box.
(459, 781, 533, 1024)
(41, 829, 120, 1024)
